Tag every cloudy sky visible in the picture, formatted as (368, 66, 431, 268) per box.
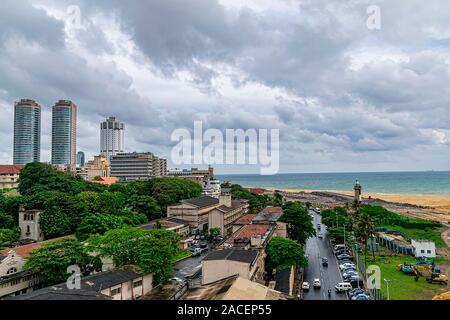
(1, 0, 450, 174)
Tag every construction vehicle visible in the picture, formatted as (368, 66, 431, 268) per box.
(426, 273, 448, 285)
(397, 263, 414, 274)
(432, 292, 450, 300)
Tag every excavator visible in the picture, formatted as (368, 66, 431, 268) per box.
(432, 292, 450, 300)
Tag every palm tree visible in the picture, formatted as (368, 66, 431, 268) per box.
(355, 212, 376, 264)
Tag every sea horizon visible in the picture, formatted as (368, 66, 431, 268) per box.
(217, 171, 450, 196)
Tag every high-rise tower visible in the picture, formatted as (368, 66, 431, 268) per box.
(51, 100, 77, 167)
(100, 116, 124, 161)
(13, 99, 41, 165)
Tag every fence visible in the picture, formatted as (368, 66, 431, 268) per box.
(354, 248, 385, 301)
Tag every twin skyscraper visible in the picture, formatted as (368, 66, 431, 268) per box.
(13, 99, 124, 166)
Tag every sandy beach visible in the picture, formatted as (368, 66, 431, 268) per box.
(281, 189, 450, 213)
(260, 187, 450, 223)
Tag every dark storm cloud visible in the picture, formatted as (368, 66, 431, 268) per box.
(0, 0, 449, 171)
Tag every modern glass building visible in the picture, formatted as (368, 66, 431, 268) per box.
(13, 99, 41, 165)
(100, 116, 125, 161)
(51, 100, 77, 167)
(77, 151, 85, 167)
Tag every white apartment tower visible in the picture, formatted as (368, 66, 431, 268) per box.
(100, 116, 125, 161)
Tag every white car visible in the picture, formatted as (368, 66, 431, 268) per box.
(339, 263, 356, 271)
(335, 282, 352, 292)
(318, 233, 323, 239)
(302, 282, 310, 291)
(313, 278, 321, 288)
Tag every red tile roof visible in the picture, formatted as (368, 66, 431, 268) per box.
(0, 165, 25, 175)
(247, 188, 267, 195)
(1, 235, 76, 258)
(226, 224, 272, 245)
(92, 177, 118, 185)
(262, 206, 283, 214)
(233, 214, 256, 226)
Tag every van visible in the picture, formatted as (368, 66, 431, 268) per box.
(335, 282, 352, 292)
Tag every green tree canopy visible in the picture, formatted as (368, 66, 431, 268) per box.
(265, 237, 308, 274)
(280, 202, 316, 245)
(90, 226, 179, 282)
(75, 214, 128, 241)
(24, 238, 102, 286)
(126, 195, 161, 220)
(18, 162, 106, 196)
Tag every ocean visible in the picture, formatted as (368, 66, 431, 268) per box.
(217, 171, 450, 195)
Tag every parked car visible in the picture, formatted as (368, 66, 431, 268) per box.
(334, 244, 346, 252)
(190, 248, 202, 257)
(317, 224, 321, 231)
(335, 249, 348, 256)
(322, 257, 328, 267)
(343, 272, 359, 280)
(200, 235, 206, 240)
(335, 282, 352, 292)
(302, 282, 310, 291)
(337, 254, 353, 261)
(199, 244, 208, 253)
(342, 269, 357, 276)
(318, 233, 324, 239)
(349, 288, 367, 298)
(350, 278, 365, 289)
(313, 278, 321, 288)
(214, 236, 224, 242)
(339, 263, 355, 271)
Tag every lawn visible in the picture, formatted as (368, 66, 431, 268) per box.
(171, 250, 192, 263)
(365, 249, 449, 300)
(379, 224, 446, 248)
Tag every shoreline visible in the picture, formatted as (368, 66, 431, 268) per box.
(254, 187, 450, 214)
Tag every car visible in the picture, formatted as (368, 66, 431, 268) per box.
(317, 224, 321, 230)
(335, 282, 352, 292)
(349, 278, 364, 288)
(339, 263, 355, 270)
(335, 249, 349, 256)
(322, 257, 329, 267)
(302, 282, 310, 291)
(349, 288, 367, 298)
(354, 295, 371, 300)
(343, 272, 359, 280)
(342, 268, 357, 276)
(199, 244, 208, 253)
(214, 236, 224, 242)
(200, 235, 206, 240)
(337, 254, 353, 261)
(190, 248, 202, 257)
(318, 233, 323, 239)
(334, 244, 346, 251)
(313, 279, 321, 288)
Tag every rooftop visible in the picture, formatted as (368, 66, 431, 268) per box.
(226, 224, 272, 245)
(0, 165, 25, 175)
(233, 214, 257, 225)
(203, 249, 258, 264)
(184, 275, 281, 300)
(182, 196, 219, 208)
(215, 200, 248, 213)
(0, 235, 76, 258)
(9, 267, 144, 300)
(139, 218, 187, 231)
(92, 177, 118, 185)
(274, 268, 293, 296)
(253, 206, 283, 223)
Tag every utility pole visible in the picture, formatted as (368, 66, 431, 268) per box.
(384, 278, 391, 300)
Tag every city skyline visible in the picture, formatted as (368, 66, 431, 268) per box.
(1, 1, 450, 174)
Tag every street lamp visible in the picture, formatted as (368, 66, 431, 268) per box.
(384, 278, 391, 300)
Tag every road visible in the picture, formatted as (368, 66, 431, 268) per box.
(302, 209, 348, 300)
(173, 240, 211, 278)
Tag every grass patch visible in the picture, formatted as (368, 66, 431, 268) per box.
(365, 249, 449, 300)
(379, 224, 446, 248)
(172, 250, 191, 262)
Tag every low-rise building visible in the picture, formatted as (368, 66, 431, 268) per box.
(201, 249, 262, 285)
(224, 224, 273, 249)
(184, 275, 283, 300)
(18, 205, 44, 242)
(8, 267, 153, 300)
(0, 165, 25, 190)
(411, 240, 436, 258)
(167, 190, 248, 235)
(231, 214, 257, 233)
(85, 155, 111, 181)
(110, 152, 167, 182)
